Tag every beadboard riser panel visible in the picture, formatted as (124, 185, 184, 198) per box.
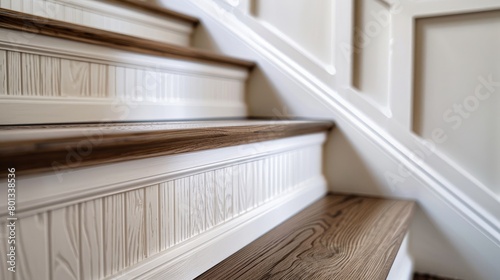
(0, 147, 325, 280)
(0, 0, 193, 46)
(0, 29, 247, 123)
(0, 49, 244, 100)
(0, 133, 326, 218)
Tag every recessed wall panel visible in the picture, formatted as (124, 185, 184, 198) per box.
(413, 10, 500, 193)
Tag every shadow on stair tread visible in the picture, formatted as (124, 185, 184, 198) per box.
(198, 193, 415, 280)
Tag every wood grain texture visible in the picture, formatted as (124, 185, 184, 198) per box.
(16, 213, 50, 280)
(51, 205, 80, 280)
(413, 273, 460, 280)
(80, 199, 104, 280)
(0, 120, 333, 175)
(0, 8, 253, 69)
(126, 189, 146, 265)
(0, 50, 6, 95)
(145, 185, 160, 257)
(104, 194, 125, 277)
(102, 0, 199, 25)
(198, 194, 415, 280)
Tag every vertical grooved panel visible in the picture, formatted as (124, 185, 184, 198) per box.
(115, 66, 125, 98)
(145, 184, 160, 257)
(90, 63, 107, 98)
(190, 174, 205, 236)
(61, 59, 89, 97)
(238, 164, 247, 213)
(0, 50, 6, 94)
(80, 199, 104, 279)
(107, 65, 116, 98)
(104, 194, 125, 276)
(205, 171, 216, 229)
(174, 178, 190, 244)
(126, 189, 146, 265)
(7, 51, 21, 96)
(51, 205, 79, 280)
(246, 161, 254, 210)
(224, 167, 233, 221)
(215, 169, 225, 225)
(16, 213, 50, 280)
(41, 56, 61, 97)
(232, 165, 239, 216)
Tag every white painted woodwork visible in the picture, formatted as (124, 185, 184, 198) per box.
(0, 27, 248, 124)
(0, 133, 327, 279)
(0, 0, 194, 46)
(352, 0, 391, 109)
(253, 0, 335, 73)
(16, 213, 50, 280)
(104, 194, 126, 277)
(51, 205, 80, 280)
(162, 0, 500, 278)
(81, 199, 104, 279)
(413, 10, 500, 194)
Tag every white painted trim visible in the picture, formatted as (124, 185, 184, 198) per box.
(176, 0, 500, 246)
(0, 133, 327, 218)
(0, 97, 246, 124)
(111, 178, 327, 280)
(202, 0, 336, 83)
(387, 234, 413, 280)
(0, 27, 248, 123)
(0, 30, 248, 80)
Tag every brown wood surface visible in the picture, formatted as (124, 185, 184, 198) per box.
(0, 8, 254, 69)
(198, 194, 415, 280)
(103, 0, 199, 25)
(414, 273, 460, 280)
(0, 120, 333, 175)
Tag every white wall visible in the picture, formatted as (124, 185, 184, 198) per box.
(161, 0, 500, 278)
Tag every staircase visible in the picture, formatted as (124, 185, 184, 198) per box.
(0, 1, 415, 279)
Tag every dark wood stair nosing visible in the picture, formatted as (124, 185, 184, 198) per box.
(0, 8, 255, 69)
(0, 120, 334, 175)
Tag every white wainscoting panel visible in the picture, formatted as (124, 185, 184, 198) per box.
(413, 10, 500, 195)
(0, 0, 194, 46)
(0, 133, 327, 279)
(0, 27, 248, 124)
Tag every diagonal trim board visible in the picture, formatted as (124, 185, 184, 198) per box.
(0, 8, 254, 69)
(0, 120, 333, 175)
(198, 194, 415, 280)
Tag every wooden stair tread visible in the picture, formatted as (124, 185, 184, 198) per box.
(103, 0, 200, 25)
(198, 194, 415, 280)
(0, 119, 333, 175)
(0, 8, 254, 69)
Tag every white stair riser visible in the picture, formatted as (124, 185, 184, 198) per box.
(0, 0, 193, 46)
(0, 133, 327, 279)
(0, 29, 248, 124)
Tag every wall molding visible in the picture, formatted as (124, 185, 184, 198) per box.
(201, 0, 336, 85)
(178, 0, 500, 246)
